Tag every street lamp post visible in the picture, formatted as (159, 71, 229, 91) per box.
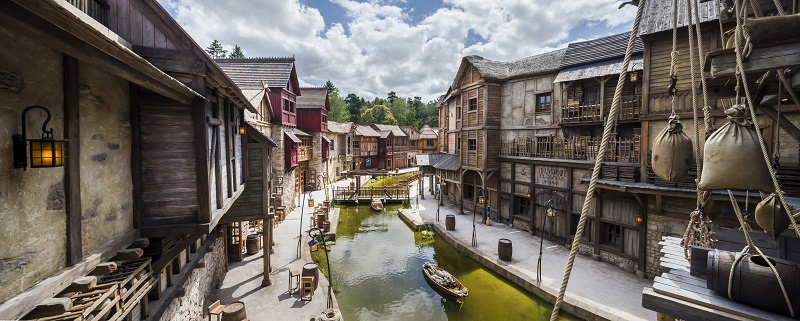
(436, 180, 446, 222)
(472, 188, 485, 247)
(307, 227, 334, 309)
(537, 199, 556, 282)
(297, 190, 314, 260)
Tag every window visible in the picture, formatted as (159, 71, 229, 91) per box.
(603, 223, 622, 248)
(536, 93, 551, 110)
(353, 141, 360, 148)
(516, 197, 531, 215)
(464, 184, 475, 200)
(330, 141, 335, 150)
(456, 107, 461, 119)
(290, 101, 295, 113)
(426, 140, 435, 147)
(283, 100, 290, 111)
(468, 139, 477, 151)
(468, 98, 478, 111)
(456, 137, 461, 153)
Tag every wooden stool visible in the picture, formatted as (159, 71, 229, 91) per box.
(208, 300, 226, 321)
(300, 276, 314, 301)
(288, 269, 300, 295)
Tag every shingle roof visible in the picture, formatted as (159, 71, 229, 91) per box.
(327, 121, 351, 134)
(464, 49, 566, 81)
(554, 55, 644, 83)
(639, 0, 720, 36)
(216, 57, 295, 90)
(373, 124, 407, 137)
(296, 87, 328, 109)
(356, 125, 381, 137)
(419, 125, 438, 139)
(432, 153, 460, 171)
(561, 32, 644, 68)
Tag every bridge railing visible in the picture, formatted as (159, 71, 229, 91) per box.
(332, 186, 410, 201)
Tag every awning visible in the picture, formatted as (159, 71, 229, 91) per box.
(284, 131, 301, 143)
(432, 154, 461, 171)
(554, 55, 644, 83)
(322, 136, 331, 144)
(293, 128, 312, 136)
(246, 123, 277, 147)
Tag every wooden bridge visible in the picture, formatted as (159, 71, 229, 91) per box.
(332, 186, 410, 203)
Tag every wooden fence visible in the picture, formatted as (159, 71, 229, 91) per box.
(562, 97, 640, 123)
(501, 136, 641, 163)
(332, 186, 410, 202)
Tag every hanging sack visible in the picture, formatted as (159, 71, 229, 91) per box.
(651, 116, 693, 180)
(755, 194, 791, 237)
(698, 105, 773, 192)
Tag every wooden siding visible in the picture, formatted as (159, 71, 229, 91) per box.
(105, 0, 180, 49)
(486, 85, 502, 126)
(139, 99, 198, 226)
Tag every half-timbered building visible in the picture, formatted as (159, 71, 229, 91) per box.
(296, 86, 331, 184)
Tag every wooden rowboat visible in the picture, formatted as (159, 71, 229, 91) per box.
(371, 199, 383, 211)
(422, 262, 468, 298)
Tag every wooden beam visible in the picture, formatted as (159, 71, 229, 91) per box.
(710, 42, 800, 79)
(63, 55, 82, 266)
(151, 235, 200, 272)
(192, 85, 212, 223)
(0, 229, 137, 320)
(130, 84, 143, 229)
(0, 1, 196, 105)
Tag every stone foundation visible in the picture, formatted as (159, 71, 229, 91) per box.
(159, 232, 227, 321)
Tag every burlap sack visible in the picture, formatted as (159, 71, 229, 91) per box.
(651, 116, 693, 180)
(697, 105, 773, 192)
(755, 194, 791, 237)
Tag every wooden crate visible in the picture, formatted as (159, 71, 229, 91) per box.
(618, 166, 640, 183)
(97, 257, 154, 320)
(601, 166, 618, 180)
(29, 283, 121, 321)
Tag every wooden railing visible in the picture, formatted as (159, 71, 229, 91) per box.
(67, 0, 109, 26)
(332, 186, 410, 201)
(298, 146, 312, 162)
(562, 97, 641, 123)
(500, 136, 641, 163)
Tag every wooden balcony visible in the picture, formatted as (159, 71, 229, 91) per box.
(562, 96, 641, 123)
(298, 146, 312, 162)
(67, 0, 109, 26)
(500, 136, 641, 163)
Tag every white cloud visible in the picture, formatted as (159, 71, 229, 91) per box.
(158, 0, 636, 101)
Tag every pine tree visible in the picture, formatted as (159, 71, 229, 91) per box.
(228, 45, 245, 59)
(206, 40, 227, 59)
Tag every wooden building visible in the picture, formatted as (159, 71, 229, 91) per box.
(296, 86, 332, 185)
(400, 126, 420, 166)
(327, 121, 352, 180)
(416, 125, 439, 155)
(373, 124, 410, 170)
(0, 0, 267, 319)
(354, 125, 380, 170)
(217, 58, 305, 211)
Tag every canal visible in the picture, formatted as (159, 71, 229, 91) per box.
(312, 203, 577, 321)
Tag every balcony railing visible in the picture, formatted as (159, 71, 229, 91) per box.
(562, 96, 641, 123)
(68, 0, 109, 26)
(500, 136, 641, 163)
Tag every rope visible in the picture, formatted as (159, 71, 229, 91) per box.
(669, 0, 679, 116)
(731, 0, 800, 238)
(548, 2, 646, 320)
(685, 0, 703, 208)
(727, 190, 795, 317)
(692, 0, 714, 136)
(680, 206, 716, 259)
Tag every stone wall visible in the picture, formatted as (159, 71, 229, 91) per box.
(160, 232, 227, 321)
(0, 25, 67, 303)
(78, 62, 133, 255)
(501, 75, 559, 127)
(645, 195, 694, 278)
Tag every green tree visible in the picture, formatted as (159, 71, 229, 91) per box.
(206, 40, 228, 59)
(228, 45, 245, 59)
(344, 93, 364, 122)
(360, 105, 397, 125)
(325, 80, 338, 95)
(328, 92, 350, 122)
(387, 91, 398, 103)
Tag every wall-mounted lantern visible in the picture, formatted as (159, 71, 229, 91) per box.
(635, 215, 644, 224)
(13, 106, 68, 171)
(276, 176, 284, 185)
(628, 71, 640, 83)
(308, 196, 315, 208)
(275, 186, 284, 196)
(478, 189, 486, 204)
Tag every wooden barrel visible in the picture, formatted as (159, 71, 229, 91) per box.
(498, 238, 513, 261)
(316, 214, 327, 228)
(302, 263, 320, 290)
(320, 308, 342, 321)
(245, 235, 260, 255)
(323, 221, 331, 233)
(707, 250, 800, 316)
(221, 301, 247, 321)
(445, 215, 456, 231)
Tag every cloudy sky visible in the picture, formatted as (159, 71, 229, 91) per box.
(158, 0, 637, 101)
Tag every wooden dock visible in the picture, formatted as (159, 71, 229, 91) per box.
(642, 236, 793, 321)
(332, 186, 410, 203)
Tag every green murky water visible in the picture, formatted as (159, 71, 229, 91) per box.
(312, 204, 577, 321)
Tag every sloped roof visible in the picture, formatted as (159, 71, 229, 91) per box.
(327, 121, 351, 134)
(432, 153, 460, 171)
(241, 89, 273, 119)
(639, 0, 720, 36)
(555, 55, 644, 83)
(561, 32, 643, 68)
(373, 124, 407, 137)
(245, 123, 277, 147)
(415, 153, 445, 166)
(297, 87, 329, 110)
(356, 125, 381, 137)
(419, 125, 438, 139)
(400, 126, 420, 135)
(463, 48, 566, 82)
(216, 57, 298, 91)
(293, 128, 312, 136)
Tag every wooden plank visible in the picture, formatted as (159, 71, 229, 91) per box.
(0, 230, 137, 320)
(131, 84, 143, 229)
(192, 92, 212, 224)
(652, 281, 786, 321)
(642, 287, 756, 321)
(63, 55, 82, 265)
(710, 42, 800, 78)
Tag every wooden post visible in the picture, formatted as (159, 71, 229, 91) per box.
(64, 55, 82, 265)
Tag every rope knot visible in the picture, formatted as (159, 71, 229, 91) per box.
(667, 115, 683, 132)
(725, 104, 753, 127)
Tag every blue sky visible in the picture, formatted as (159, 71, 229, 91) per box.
(160, 0, 636, 100)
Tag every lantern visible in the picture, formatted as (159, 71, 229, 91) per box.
(308, 238, 319, 252)
(628, 71, 639, 83)
(308, 196, 315, 208)
(275, 186, 284, 196)
(13, 106, 68, 170)
(635, 215, 644, 224)
(546, 199, 556, 217)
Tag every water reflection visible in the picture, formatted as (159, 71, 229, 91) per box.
(314, 204, 576, 321)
